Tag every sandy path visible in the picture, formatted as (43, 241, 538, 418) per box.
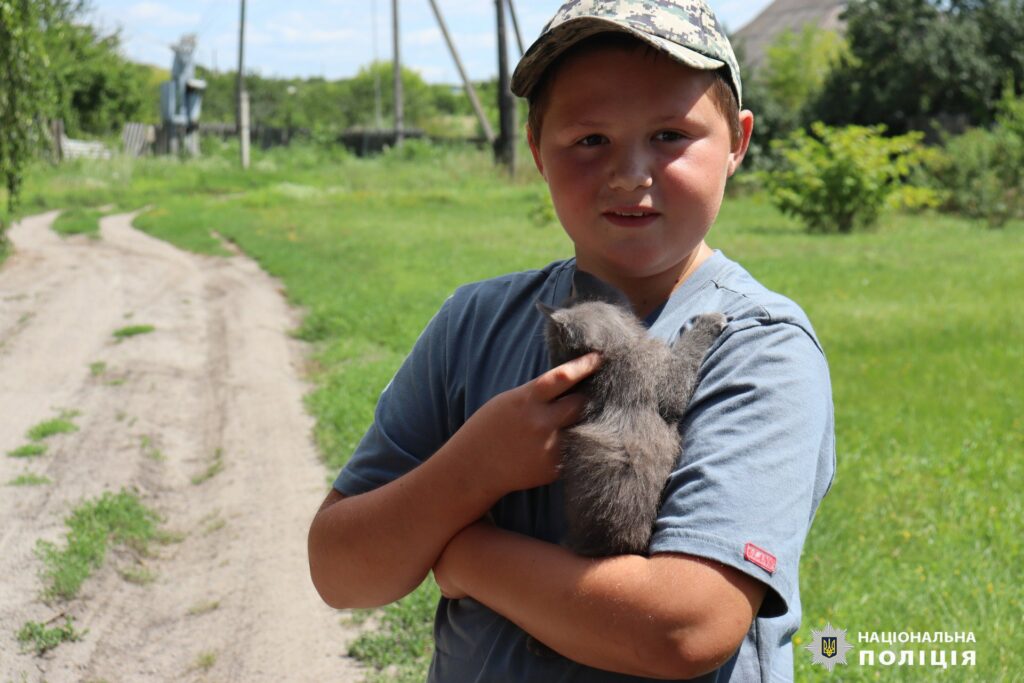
(0, 213, 364, 682)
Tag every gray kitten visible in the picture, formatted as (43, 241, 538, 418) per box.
(538, 274, 727, 557)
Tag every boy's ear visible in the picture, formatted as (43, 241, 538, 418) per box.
(527, 126, 546, 179)
(727, 110, 755, 178)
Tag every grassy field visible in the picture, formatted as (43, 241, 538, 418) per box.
(11, 141, 1023, 681)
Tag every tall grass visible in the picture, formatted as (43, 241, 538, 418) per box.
(18, 143, 1023, 681)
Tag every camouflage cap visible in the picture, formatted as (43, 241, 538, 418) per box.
(510, 0, 742, 106)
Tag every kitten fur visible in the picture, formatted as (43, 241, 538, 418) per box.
(539, 281, 727, 557)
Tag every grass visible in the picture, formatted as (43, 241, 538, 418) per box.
(186, 600, 220, 616)
(52, 207, 103, 238)
(15, 616, 85, 655)
(118, 563, 156, 585)
(19, 144, 1024, 681)
(190, 448, 224, 485)
(139, 434, 165, 462)
(348, 581, 441, 683)
(89, 361, 107, 377)
(7, 473, 51, 486)
(37, 489, 160, 601)
(112, 324, 155, 340)
(26, 411, 80, 442)
(7, 443, 46, 458)
(192, 650, 217, 672)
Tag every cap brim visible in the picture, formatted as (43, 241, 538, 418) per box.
(511, 17, 725, 98)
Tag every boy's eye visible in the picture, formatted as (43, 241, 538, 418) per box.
(655, 131, 686, 142)
(577, 134, 607, 147)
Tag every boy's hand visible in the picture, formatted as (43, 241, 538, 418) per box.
(451, 352, 601, 497)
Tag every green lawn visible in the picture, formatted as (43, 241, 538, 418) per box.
(13, 142, 1023, 681)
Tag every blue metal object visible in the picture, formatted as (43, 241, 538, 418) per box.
(160, 34, 206, 129)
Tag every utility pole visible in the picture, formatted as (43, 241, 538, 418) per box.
(392, 0, 404, 146)
(236, 0, 250, 169)
(494, 0, 516, 173)
(372, 0, 383, 129)
(427, 0, 495, 144)
(506, 0, 525, 58)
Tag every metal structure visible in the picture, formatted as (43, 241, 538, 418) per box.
(237, 0, 250, 168)
(160, 34, 207, 156)
(217, 0, 526, 167)
(494, 0, 516, 172)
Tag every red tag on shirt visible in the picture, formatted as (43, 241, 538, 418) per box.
(744, 543, 777, 574)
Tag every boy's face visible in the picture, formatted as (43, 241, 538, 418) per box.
(529, 46, 752, 287)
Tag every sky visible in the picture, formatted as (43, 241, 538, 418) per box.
(87, 0, 773, 83)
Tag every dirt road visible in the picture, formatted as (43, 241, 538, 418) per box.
(0, 213, 364, 682)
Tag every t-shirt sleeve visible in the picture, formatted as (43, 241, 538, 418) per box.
(333, 296, 455, 496)
(649, 319, 835, 617)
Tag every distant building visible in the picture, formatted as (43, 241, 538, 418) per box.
(733, 0, 848, 72)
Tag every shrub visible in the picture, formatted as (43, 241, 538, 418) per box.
(760, 122, 937, 233)
(928, 90, 1024, 228)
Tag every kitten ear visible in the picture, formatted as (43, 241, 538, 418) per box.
(535, 301, 557, 319)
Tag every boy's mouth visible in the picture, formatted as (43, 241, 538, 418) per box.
(603, 206, 660, 228)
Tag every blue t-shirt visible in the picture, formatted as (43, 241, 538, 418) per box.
(335, 251, 835, 682)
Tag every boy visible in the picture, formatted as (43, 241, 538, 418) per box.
(308, 1, 835, 681)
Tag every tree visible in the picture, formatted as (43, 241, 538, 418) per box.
(1, 0, 56, 247)
(761, 25, 847, 119)
(341, 61, 441, 130)
(813, 0, 1023, 133)
(53, 24, 148, 134)
(743, 25, 847, 166)
(40, 6, 148, 136)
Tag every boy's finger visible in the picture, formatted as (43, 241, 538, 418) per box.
(532, 352, 602, 402)
(552, 392, 588, 427)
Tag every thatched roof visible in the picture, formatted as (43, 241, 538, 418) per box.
(733, 0, 848, 71)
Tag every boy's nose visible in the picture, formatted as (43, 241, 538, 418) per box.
(607, 147, 653, 192)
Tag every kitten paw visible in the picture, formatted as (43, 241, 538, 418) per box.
(691, 312, 728, 338)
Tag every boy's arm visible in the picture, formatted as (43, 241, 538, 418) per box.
(307, 352, 602, 609)
(434, 521, 765, 680)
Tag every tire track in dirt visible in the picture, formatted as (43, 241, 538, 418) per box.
(0, 213, 365, 682)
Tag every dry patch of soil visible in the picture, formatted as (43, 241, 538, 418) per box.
(0, 212, 364, 682)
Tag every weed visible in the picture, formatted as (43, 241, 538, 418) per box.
(26, 411, 79, 442)
(190, 448, 224, 485)
(201, 515, 226, 535)
(36, 490, 159, 601)
(7, 473, 51, 486)
(154, 528, 186, 544)
(139, 435, 165, 462)
(112, 324, 155, 340)
(193, 650, 217, 672)
(348, 580, 440, 683)
(118, 563, 155, 585)
(89, 361, 107, 377)
(7, 443, 46, 458)
(186, 600, 220, 616)
(16, 616, 85, 655)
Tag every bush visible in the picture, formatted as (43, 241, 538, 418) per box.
(760, 122, 937, 233)
(928, 90, 1024, 228)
